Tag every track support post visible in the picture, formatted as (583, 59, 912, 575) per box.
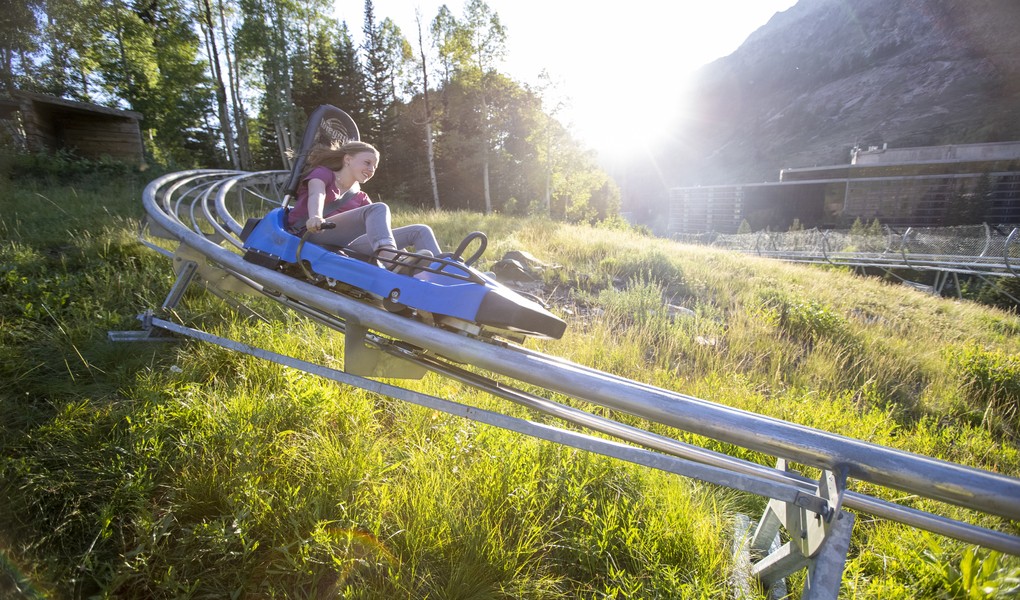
(159, 245, 267, 321)
(344, 322, 427, 380)
(108, 309, 177, 342)
(163, 253, 198, 311)
(735, 460, 854, 599)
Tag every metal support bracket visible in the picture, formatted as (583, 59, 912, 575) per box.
(169, 245, 256, 302)
(163, 253, 198, 311)
(110, 244, 267, 342)
(735, 460, 855, 600)
(108, 310, 178, 342)
(159, 245, 267, 322)
(344, 321, 427, 380)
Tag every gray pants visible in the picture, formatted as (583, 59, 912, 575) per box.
(309, 203, 442, 256)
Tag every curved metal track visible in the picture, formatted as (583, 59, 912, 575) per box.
(710, 226, 1020, 300)
(138, 170, 1020, 564)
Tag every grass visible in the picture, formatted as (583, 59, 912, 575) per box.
(1, 163, 1019, 598)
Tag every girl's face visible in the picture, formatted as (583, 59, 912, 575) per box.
(344, 151, 378, 184)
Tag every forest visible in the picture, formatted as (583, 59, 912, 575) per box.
(0, 0, 620, 221)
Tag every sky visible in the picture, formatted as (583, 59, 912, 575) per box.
(334, 0, 800, 159)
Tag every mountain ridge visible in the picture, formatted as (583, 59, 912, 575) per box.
(624, 0, 1020, 224)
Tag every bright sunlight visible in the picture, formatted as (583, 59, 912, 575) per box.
(336, 0, 799, 159)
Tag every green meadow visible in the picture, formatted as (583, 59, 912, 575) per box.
(2, 163, 1019, 598)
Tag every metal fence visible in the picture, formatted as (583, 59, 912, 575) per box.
(682, 224, 1020, 281)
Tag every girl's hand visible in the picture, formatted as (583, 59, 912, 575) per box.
(306, 216, 325, 232)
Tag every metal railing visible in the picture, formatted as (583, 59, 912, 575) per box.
(701, 224, 1020, 278)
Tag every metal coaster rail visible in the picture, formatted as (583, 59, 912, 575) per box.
(706, 225, 1020, 298)
(131, 169, 1020, 597)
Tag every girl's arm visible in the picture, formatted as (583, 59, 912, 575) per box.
(306, 178, 327, 232)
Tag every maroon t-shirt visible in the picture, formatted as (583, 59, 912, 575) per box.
(287, 166, 370, 230)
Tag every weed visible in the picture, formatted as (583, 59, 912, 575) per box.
(920, 535, 1020, 599)
(598, 249, 686, 291)
(755, 288, 849, 345)
(945, 344, 1020, 437)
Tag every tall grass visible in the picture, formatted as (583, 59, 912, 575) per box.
(2, 167, 1019, 598)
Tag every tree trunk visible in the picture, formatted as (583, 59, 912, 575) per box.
(545, 121, 552, 214)
(200, 0, 237, 167)
(415, 13, 441, 210)
(276, 119, 290, 169)
(545, 170, 552, 214)
(426, 120, 440, 210)
(217, 0, 251, 169)
(481, 94, 492, 214)
(1, 48, 14, 92)
(275, 7, 297, 155)
(483, 159, 491, 214)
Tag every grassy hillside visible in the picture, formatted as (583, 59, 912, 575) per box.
(2, 168, 1019, 598)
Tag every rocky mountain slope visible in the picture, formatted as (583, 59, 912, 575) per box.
(624, 0, 1020, 223)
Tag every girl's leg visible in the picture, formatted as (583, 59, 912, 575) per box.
(392, 224, 442, 255)
(344, 207, 441, 256)
(312, 203, 394, 252)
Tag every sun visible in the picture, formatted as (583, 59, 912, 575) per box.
(554, 74, 696, 163)
(494, 2, 799, 160)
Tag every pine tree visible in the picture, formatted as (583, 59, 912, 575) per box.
(850, 217, 866, 236)
(361, 1, 411, 146)
(360, 0, 412, 198)
(332, 22, 367, 122)
(294, 20, 365, 126)
(360, 0, 386, 144)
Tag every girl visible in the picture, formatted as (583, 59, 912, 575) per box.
(286, 141, 441, 265)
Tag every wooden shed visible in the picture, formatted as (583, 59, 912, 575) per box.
(7, 91, 145, 166)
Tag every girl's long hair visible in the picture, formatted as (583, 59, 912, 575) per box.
(300, 141, 379, 176)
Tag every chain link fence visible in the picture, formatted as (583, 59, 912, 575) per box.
(681, 224, 1020, 272)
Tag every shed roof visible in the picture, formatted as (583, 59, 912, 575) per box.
(3, 90, 146, 166)
(11, 90, 142, 121)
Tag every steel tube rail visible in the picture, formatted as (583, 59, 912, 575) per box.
(716, 222, 1020, 282)
(175, 186, 1020, 556)
(143, 171, 1020, 524)
(753, 254, 1018, 277)
(206, 170, 287, 250)
(749, 247, 1020, 277)
(148, 317, 834, 514)
(385, 347, 1020, 554)
(153, 311, 1020, 556)
(1006, 228, 1019, 276)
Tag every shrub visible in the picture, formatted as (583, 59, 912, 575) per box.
(597, 250, 687, 295)
(597, 278, 669, 325)
(945, 344, 1020, 437)
(919, 535, 1020, 599)
(1, 149, 146, 186)
(755, 289, 848, 345)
